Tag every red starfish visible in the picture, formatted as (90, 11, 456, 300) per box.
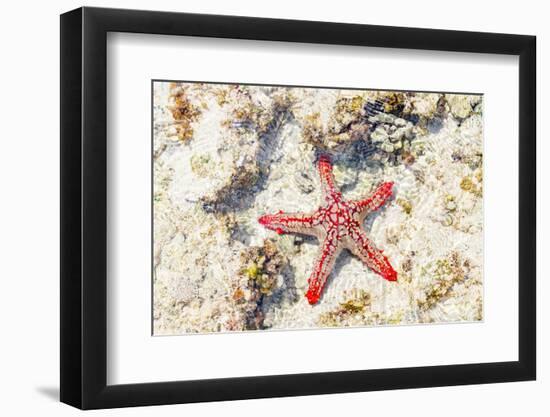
(258, 154, 397, 305)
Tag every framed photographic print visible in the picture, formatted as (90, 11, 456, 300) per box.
(60, 6, 536, 409)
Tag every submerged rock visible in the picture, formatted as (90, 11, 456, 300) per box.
(446, 94, 482, 120)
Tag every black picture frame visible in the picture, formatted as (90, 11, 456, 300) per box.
(60, 6, 536, 410)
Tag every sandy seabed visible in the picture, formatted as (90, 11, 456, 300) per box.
(152, 81, 483, 335)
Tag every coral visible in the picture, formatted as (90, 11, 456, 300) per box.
(446, 94, 482, 120)
(168, 83, 201, 142)
(234, 239, 289, 330)
(417, 252, 471, 312)
(396, 198, 413, 215)
(318, 290, 373, 327)
(460, 173, 483, 197)
(340, 293, 371, 313)
(190, 153, 215, 178)
(444, 194, 457, 212)
(299, 94, 367, 150)
(294, 90, 464, 165)
(381, 92, 407, 114)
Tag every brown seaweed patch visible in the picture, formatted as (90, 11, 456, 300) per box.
(460, 173, 483, 197)
(169, 84, 201, 142)
(318, 290, 373, 327)
(396, 198, 412, 215)
(302, 112, 326, 147)
(382, 92, 407, 114)
(417, 252, 470, 311)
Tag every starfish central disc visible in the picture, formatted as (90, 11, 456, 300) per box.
(258, 154, 397, 305)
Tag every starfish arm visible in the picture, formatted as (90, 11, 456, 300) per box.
(347, 226, 398, 282)
(305, 230, 341, 304)
(317, 154, 340, 201)
(351, 182, 394, 219)
(258, 211, 316, 236)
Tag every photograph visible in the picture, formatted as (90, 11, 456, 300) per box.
(152, 81, 484, 335)
(0, 1, 541, 414)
